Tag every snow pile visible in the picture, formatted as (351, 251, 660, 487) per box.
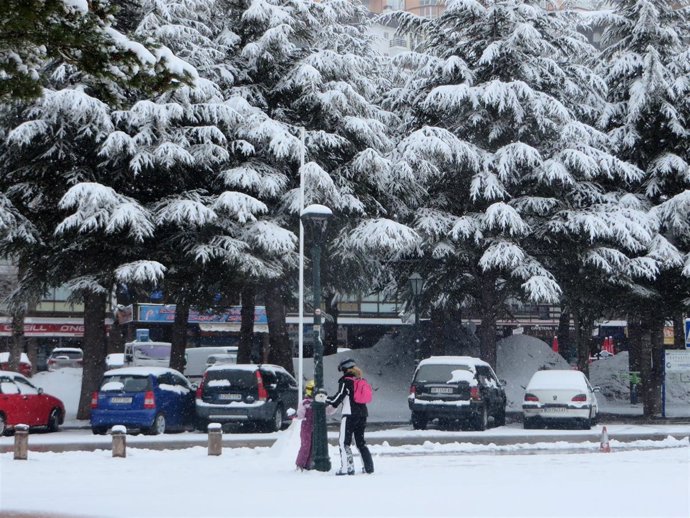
(32, 368, 82, 420)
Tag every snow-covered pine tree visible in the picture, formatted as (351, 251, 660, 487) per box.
(384, 0, 651, 368)
(0, 0, 195, 101)
(595, 0, 690, 416)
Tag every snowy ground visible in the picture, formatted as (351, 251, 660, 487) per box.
(1, 432, 688, 517)
(2, 335, 689, 517)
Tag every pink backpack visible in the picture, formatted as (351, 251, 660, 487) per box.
(346, 377, 373, 404)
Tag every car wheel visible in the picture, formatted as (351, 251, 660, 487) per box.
(265, 407, 283, 433)
(47, 409, 60, 433)
(195, 418, 209, 433)
(0, 413, 6, 436)
(493, 407, 506, 427)
(411, 412, 427, 430)
(147, 413, 166, 435)
(91, 427, 108, 435)
(473, 406, 488, 431)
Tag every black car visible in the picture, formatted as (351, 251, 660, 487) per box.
(195, 364, 299, 432)
(408, 356, 507, 431)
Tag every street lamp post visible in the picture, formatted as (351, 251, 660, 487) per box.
(409, 272, 423, 361)
(301, 204, 332, 472)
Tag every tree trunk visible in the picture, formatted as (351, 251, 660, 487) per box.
(77, 290, 108, 420)
(479, 275, 497, 369)
(323, 291, 338, 356)
(430, 306, 445, 357)
(26, 337, 38, 375)
(641, 317, 664, 418)
(9, 305, 26, 373)
(170, 300, 189, 372)
(673, 312, 685, 349)
(238, 284, 255, 364)
(557, 308, 571, 361)
(265, 281, 294, 375)
(628, 317, 643, 374)
(571, 309, 591, 378)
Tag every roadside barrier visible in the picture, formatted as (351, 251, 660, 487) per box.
(599, 426, 611, 453)
(112, 425, 127, 458)
(13, 424, 29, 460)
(208, 422, 222, 456)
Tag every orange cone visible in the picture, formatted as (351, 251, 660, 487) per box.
(599, 426, 611, 453)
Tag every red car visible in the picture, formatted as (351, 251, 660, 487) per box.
(0, 352, 33, 377)
(0, 370, 65, 435)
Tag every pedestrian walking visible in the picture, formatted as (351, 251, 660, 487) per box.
(295, 380, 315, 471)
(326, 358, 374, 475)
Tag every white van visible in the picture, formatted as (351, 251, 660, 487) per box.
(184, 346, 237, 382)
(123, 341, 172, 368)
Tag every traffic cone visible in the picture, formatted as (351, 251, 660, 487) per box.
(599, 426, 611, 453)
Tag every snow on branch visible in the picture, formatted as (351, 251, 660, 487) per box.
(483, 202, 530, 236)
(115, 261, 166, 285)
(155, 197, 217, 229)
(56, 183, 154, 242)
(213, 192, 267, 223)
(478, 240, 525, 271)
(345, 219, 420, 258)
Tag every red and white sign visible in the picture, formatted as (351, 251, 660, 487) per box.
(0, 323, 84, 337)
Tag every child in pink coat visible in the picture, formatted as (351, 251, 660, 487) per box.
(295, 380, 315, 470)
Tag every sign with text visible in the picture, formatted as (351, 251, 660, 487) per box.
(0, 323, 84, 337)
(665, 350, 690, 373)
(137, 304, 268, 325)
(685, 319, 690, 348)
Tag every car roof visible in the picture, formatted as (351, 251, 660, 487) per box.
(0, 369, 28, 380)
(206, 363, 290, 375)
(527, 370, 588, 390)
(103, 366, 183, 377)
(50, 347, 83, 354)
(417, 356, 491, 369)
(0, 352, 31, 363)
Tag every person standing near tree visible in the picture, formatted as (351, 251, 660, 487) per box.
(326, 358, 374, 475)
(295, 380, 315, 471)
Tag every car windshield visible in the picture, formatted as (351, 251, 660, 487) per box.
(415, 364, 474, 383)
(205, 369, 256, 389)
(51, 351, 82, 359)
(133, 345, 170, 360)
(100, 375, 151, 393)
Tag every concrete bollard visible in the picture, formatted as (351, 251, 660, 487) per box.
(208, 422, 222, 456)
(111, 425, 127, 458)
(13, 424, 29, 460)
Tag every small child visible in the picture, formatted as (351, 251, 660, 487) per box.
(295, 379, 315, 471)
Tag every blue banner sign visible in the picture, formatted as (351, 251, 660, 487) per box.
(137, 304, 268, 325)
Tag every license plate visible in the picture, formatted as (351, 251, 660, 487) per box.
(543, 407, 568, 413)
(218, 393, 242, 401)
(430, 387, 453, 394)
(110, 397, 132, 404)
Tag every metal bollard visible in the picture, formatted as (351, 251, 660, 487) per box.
(13, 424, 29, 460)
(111, 425, 127, 458)
(208, 422, 222, 456)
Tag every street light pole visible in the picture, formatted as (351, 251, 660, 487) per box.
(409, 272, 423, 361)
(301, 204, 332, 473)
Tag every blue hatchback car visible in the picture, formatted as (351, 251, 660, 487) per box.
(90, 367, 195, 435)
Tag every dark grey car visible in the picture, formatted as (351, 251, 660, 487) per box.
(195, 364, 298, 432)
(408, 356, 507, 431)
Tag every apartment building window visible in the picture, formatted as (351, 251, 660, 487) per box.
(420, 0, 440, 18)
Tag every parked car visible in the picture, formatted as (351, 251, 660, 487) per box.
(408, 356, 507, 431)
(522, 369, 599, 430)
(195, 364, 298, 432)
(0, 370, 65, 435)
(0, 352, 32, 377)
(184, 346, 238, 383)
(47, 347, 83, 371)
(90, 367, 195, 435)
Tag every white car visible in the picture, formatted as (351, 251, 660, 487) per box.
(47, 348, 83, 371)
(522, 370, 599, 430)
